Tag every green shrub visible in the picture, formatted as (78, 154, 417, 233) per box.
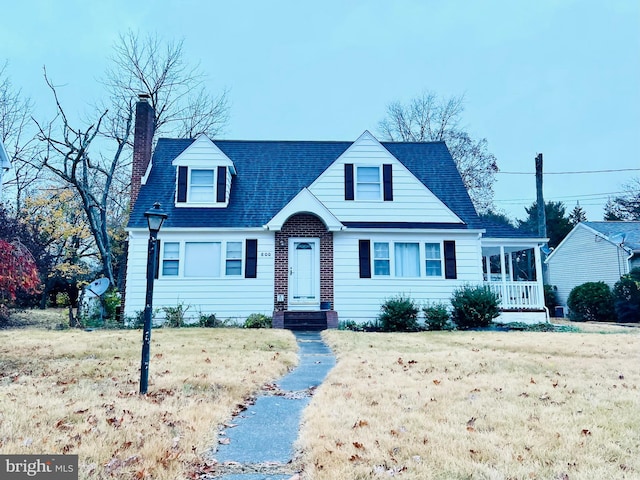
(567, 282, 615, 322)
(378, 295, 419, 332)
(423, 302, 454, 331)
(338, 319, 361, 331)
(450, 285, 500, 330)
(543, 284, 559, 312)
(198, 313, 219, 328)
(55, 292, 71, 308)
(613, 268, 640, 323)
(243, 313, 272, 329)
(162, 302, 190, 327)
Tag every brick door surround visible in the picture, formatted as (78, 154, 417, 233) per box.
(273, 213, 334, 312)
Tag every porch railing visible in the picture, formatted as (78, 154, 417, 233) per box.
(484, 281, 544, 310)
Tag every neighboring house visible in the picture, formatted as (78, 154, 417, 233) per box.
(0, 138, 10, 197)
(123, 98, 548, 328)
(546, 221, 640, 310)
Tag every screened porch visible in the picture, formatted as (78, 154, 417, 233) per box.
(481, 242, 545, 311)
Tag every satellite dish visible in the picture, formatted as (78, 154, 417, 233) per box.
(541, 245, 553, 256)
(85, 277, 110, 297)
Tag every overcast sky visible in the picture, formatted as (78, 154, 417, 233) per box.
(2, 0, 639, 221)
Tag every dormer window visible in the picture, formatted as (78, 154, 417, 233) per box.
(190, 169, 215, 202)
(176, 165, 228, 207)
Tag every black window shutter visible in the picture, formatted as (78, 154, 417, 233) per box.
(216, 166, 226, 203)
(345, 164, 354, 200)
(444, 240, 457, 279)
(245, 239, 258, 278)
(383, 164, 393, 201)
(358, 240, 371, 278)
(177, 166, 188, 203)
(154, 239, 161, 279)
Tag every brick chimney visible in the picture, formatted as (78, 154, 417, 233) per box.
(131, 94, 155, 208)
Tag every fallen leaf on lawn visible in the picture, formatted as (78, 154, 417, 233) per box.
(353, 419, 369, 429)
(466, 417, 476, 432)
(218, 437, 231, 445)
(581, 429, 591, 436)
(353, 441, 365, 449)
(433, 379, 441, 385)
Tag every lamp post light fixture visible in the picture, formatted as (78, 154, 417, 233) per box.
(140, 202, 168, 394)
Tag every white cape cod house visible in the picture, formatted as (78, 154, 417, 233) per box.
(123, 98, 548, 328)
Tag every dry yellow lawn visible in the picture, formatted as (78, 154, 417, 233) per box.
(298, 330, 640, 480)
(0, 327, 297, 479)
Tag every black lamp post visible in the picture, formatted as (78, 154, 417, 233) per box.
(140, 202, 168, 394)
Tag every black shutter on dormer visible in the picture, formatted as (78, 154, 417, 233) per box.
(216, 166, 226, 203)
(245, 239, 258, 278)
(345, 164, 354, 200)
(177, 166, 188, 203)
(383, 164, 393, 201)
(358, 240, 371, 278)
(444, 240, 457, 279)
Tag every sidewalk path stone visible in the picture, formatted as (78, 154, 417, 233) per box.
(207, 331, 335, 479)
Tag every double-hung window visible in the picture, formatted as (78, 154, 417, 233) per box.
(189, 169, 215, 203)
(162, 242, 180, 276)
(356, 166, 381, 200)
(373, 242, 390, 276)
(425, 242, 443, 277)
(225, 242, 242, 275)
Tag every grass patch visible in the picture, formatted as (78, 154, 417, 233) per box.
(298, 330, 640, 479)
(0, 328, 297, 479)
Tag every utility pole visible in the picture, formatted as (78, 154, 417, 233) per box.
(535, 153, 547, 239)
(535, 153, 548, 282)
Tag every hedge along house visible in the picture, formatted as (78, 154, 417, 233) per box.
(124, 97, 549, 328)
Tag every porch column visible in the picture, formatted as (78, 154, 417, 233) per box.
(499, 246, 507, 306)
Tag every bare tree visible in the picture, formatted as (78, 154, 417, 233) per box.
(379, 92, 498, 213)
(35, 33, 230, 287)
(102, 31, 229, 139)
(604, 177, 640, 221)
(0, 62, 43, 212)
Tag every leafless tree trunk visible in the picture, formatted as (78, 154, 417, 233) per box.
(35, 69, 131, 286)
(379, 92, 498, 213)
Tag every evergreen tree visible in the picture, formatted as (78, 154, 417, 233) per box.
(517, 201, 573, 248)
(568, 202, 587, 226)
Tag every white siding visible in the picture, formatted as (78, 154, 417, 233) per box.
(309, 133, 462, 224)
(333, 231, 483, 323)
(124, 230, 274, 324)
(546, 225, 630, 307)
(171, 134, 234, 167)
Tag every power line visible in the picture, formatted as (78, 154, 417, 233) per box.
(495, 190, 626, 203)
(498, 168, 640, 175)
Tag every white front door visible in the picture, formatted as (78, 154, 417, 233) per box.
(288, 238, 320, 310)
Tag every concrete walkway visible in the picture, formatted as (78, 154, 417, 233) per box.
(208, 331, 335, 479)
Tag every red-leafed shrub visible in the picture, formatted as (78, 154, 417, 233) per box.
(0, 240, 42, 323)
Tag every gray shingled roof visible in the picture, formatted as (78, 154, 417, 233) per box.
(583, 221, 640, 252)
(128, 138, 484, 230)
